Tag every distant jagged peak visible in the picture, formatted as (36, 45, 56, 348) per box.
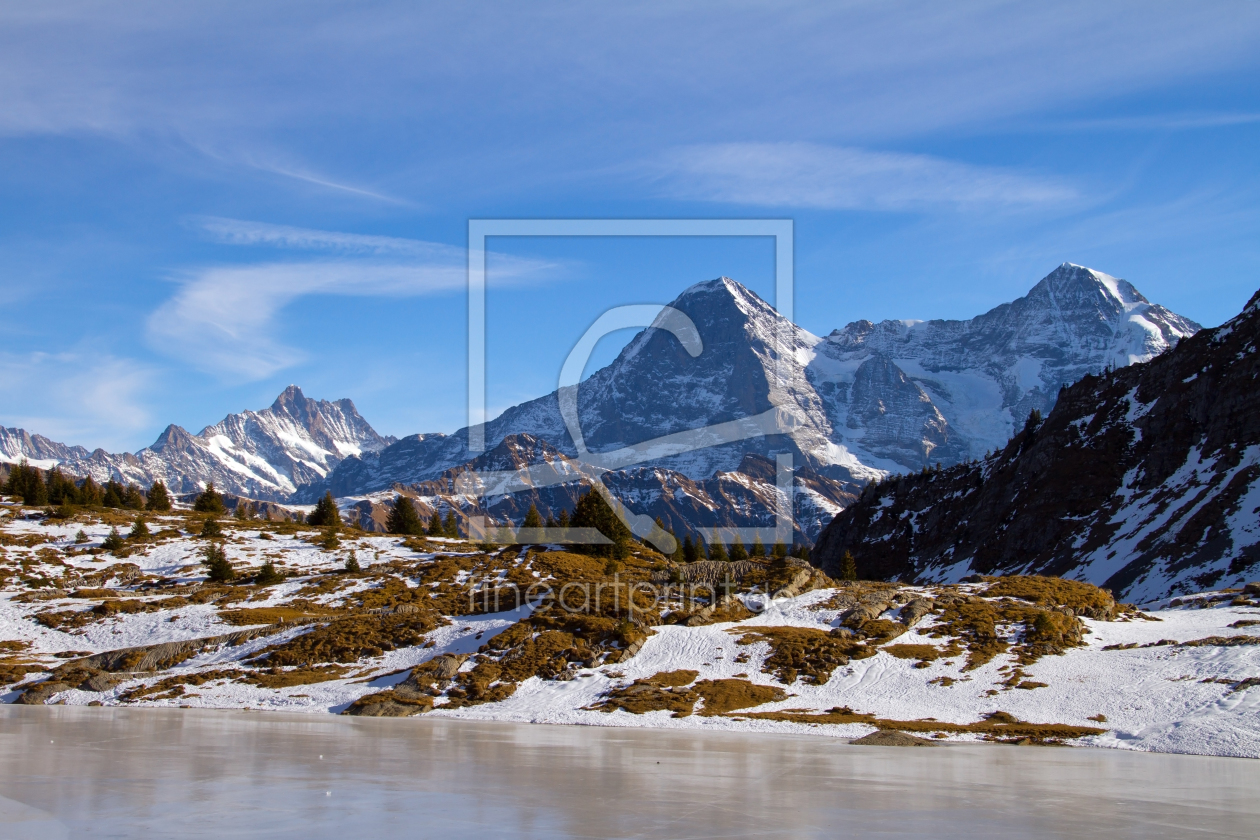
(1027, 262, 1150, 314)
(148, 423, 195, 452)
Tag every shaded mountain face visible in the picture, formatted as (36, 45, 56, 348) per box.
(56, 386, 394, 500)
(313, 265, 1196, 502)
(812, 288, 1260, 603)
(0, 428, 90, 469)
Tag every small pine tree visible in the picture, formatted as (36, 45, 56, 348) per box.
(444, 509, 458, 538)
(128, 517, 150, 541)
(838, 550, 858, 581)
(193, 482, 225, 514)
(750, 537, 766, 557)
(668, 530, 683, 563)
(5, 460, 49, 506)
(729, 539, 749, 562)
(307, 491, 341, 527)
(234, 500, 249, 520)
(556, 509, 570, 529)
(45, 467, 77, 506)
(101, 527, 126, 552)
(386, 494, 423, 536)
(522, 504, 543, 530)
(78, 475, 104, 506)
(145, 480, 172, 512)
(122, 484, 145, 510)
(709, 540, 729, 562)
(682, 534, 699, 564)
(200, 518, 224, 539)
(320, 524, 340, 550)
(344, 553, 362, 573)
(427, 510, 444, 536)
(203, 542, 235, 582)
(102, 479, 125, 509)
(254, 560, 284, 586)
(74, 529, 88, 544)
(570, 489, 633, 558)
(771, 541, 788, 560)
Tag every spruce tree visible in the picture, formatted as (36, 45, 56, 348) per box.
(668, 530, 683, 563)
(320, 524, 340, 550)
(6, 460, 48, 506)
(556, 508, 570, 529)
(344, 553, 362, 573)
(444, 509, 458, 538)
(522, 504, 543, 530)
(45, 467, 76, 506)
(750, 537, 766, 557)
(193, 482, 225, 514)
(102, 479, 125, 508)
(123, 484, 145, 510)
(128, 517, 150, 541)
(708, 540, 729, 562)
(200, 518, 223, 539)
(254, 560, 284, 586)
(101, 527, 126, 553)
(730, 539, 749, 562)
(771, 541, 788, 560)
(570, 488, 632, 558)
(203, 543, 235, 582)
(838, 550, 858, 581)
(427, 510, 444, 536)
(307, 491, 341, 527)
(79, 475, 104, 507)
(235, 500, 250, 520)
(386, 494, 423, 536)
(145, 481, 172, 511)
(682, 534, 699, 564)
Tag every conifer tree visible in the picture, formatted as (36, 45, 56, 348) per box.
(101, 527, 126, 553)
(200, 518, 223, 539)
(344, 552, 362, 573)
(386, 494, 423, 536)
(427, 510, 444, 536)
(682, 534, 699, 564)
(122, 484, 145, 510)
(307, 491, 341, 527)
(750, 537, 766, 557)
(254, 560, 284, 586)
(128, 517, 150, 541)
(193, 482, 225, 514)
(556, 508, 570, 529)
(102, 479, 125, 508)
(522, 504, 543, 531)
(5, 460, 48, 506)
(78, 475, 104, 507)
(320, 524, 340, 550)
(708, 540, 729, 562)
(668, 530, 683, 563)
(771, 541, 788, 560)
(235, 500, 250, 520)
(443, 509, 458, 538)
(203, 543, 235, 582)
(145, 480, 172, 511)
(74, 529, 88, 544)
(570, 488, 632, 558)
(838, 550, 858, 581)
(45, 467, 77, 506)
(730, 538, 749, 562)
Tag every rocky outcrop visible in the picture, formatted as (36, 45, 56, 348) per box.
(814, 287, 1260, 603)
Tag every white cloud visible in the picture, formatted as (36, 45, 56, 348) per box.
(148, 220, 557, 380)
(0, 351, 154, 450)
(653, 142, 1077, 211)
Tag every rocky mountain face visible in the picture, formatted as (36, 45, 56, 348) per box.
(812, 288, 1260, 603)
(0, 428, 90, 469)
(55, 386, 394, 500)
(313, 265, 1195, 494)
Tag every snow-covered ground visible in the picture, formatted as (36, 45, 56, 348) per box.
(2, 512, 1257, 759)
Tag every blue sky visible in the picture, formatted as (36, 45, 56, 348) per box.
(2, 2, 1259, 451)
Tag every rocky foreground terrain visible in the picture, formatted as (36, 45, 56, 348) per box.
(2, 506, 1257, 758)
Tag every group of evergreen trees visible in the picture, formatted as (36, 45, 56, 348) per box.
(2, 459, 173, 512)
(386, 494, 459, 538)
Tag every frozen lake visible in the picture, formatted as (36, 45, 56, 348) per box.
(0, 706, 1256, 838)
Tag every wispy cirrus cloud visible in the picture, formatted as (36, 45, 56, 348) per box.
(148, 219, 555, 380)
(651, 142, 1078, 211)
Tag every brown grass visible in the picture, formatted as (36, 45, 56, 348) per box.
(734, 708, 1105, 744)
(590, 673, 786, 717)
(240, 664, 348, 688)
(217, 606, 334, 626)
(257, 612, 445, 667)
(982, 575, 1114, 614)
(882, 644, 944, 661)
(732, 626, 873, 685)
(925, 598, 1084, 671)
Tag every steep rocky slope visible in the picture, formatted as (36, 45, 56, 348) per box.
(813, 288, 1260, 602)
(58, 386, 394, 500)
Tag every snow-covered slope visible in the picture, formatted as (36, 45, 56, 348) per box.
(56, 386, 394, 499)
(814, 285, 1260, 601)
